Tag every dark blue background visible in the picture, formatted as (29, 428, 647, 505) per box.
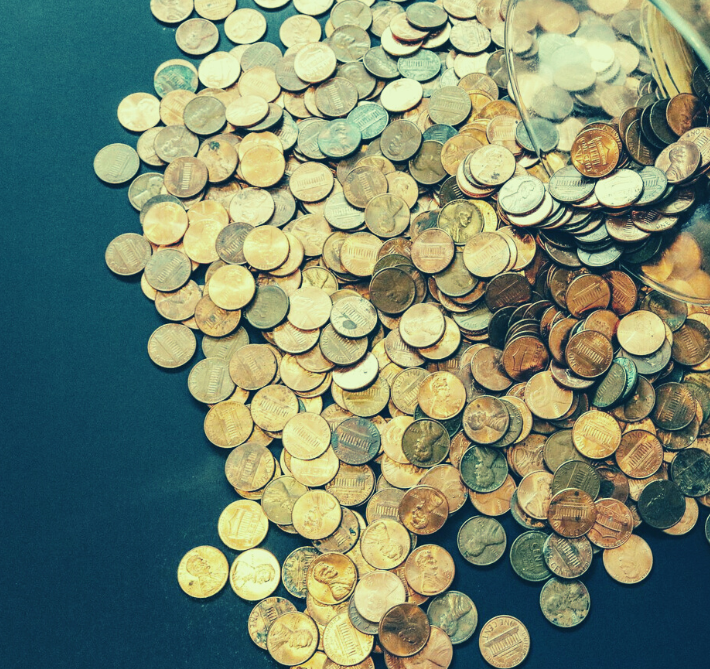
(1, 1, 708, 667)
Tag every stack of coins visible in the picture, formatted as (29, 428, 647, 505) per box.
(99, 0, 710, 667)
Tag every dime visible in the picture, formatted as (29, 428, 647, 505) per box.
(177, 546, 229, 598)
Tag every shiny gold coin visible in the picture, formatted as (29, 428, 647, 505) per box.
(267, 611, 320, 666)
(573, 411, 622, 459)
(209, 264, 256, 310)
(248, 597, 298, 650)
(204, 400, 253, 448)
(230, 548, 280, 600)
(323, 612, 374, 665)
(478, 616, 530, 668)
(360, 518, 410, 569)
(177, 545, 229, 598)
(218, 499, 269, 550)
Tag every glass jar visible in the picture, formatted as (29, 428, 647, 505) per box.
(504, 0, 710, 303)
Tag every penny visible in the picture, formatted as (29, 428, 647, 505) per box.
(248, 598, 297, 650)
(573, 411, 621, 459)
(177, 545, 229, 598)
(478, 616, 530, 669)
(360, 518, 410, 569)
(426, 591, 477, 645)
(547, 488, 597, 538)
(105, 232, 152, 275)
(147, 323, 196, 368)
(525, 371, 574, 420)
(188, 357, 235, 404)
(571, 127, 620, 178)
(540, 579, 590, 628)
(225, 442, 275, 491)
(457, 516, 506, 566)
(653, 383, 697, 431)
(509, 530, 551, 582)
(267, 611, 319, 666)
(543, 534, 592, 579)
(670, 446, 710, 496)
(588, 497, 633, 549)
(399, 485, 449, 534)
(470, 474, 516, 517)
(379, 603, 431, 658)
(151, 0, 193, 23)
(401, 419, 450, 468)
(332, 416, 380, 465)
(403, 544, 455, 598)
(218, 499, 269, 551)
(94, 143, 140, 184)
(230, 548, 280, 601)
(617, 310, 666, 356)
(663, 496, 700, 536)
(603, 533, 653, 584)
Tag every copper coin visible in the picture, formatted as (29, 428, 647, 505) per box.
(602, 534, 653, 584)
(478, 616, 530, 668)
(399, 485, 449, 534)
(379, 603, 431, 658)
(547, 488, 597, 538)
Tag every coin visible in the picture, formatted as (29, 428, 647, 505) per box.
(379, 603, 430, 658)
(547, 488, 597, 538)
(457, 516, 506, 566)
(399, 486, 449, 534)
(540, 579, 590, 628)
(603, 533, 653, 584)
(94, 143, 140, 184)
(404, 544, 455, 596)
(177, 546, 229, 598)
(267, 611, 320, 666)
(426, 591, 478, 644)
(478, 616, 530, 668)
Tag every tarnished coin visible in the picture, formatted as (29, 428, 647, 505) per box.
(426, 591, 478, 644)
(282, 546, 319, 599)
(105, 232, 151, 275)
(177, 545, 229, 598)
(457, 516, 506, 566)
(94, 143, 140, 184)
(402, 419, 450, 468)
(262, 476, 308, 525)
(509, 530, 552, 582)
(460, 445, 508, 493)
(540, 579, 590, 628)
(543, 534, 592, 579)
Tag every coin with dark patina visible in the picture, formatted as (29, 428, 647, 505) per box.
(638, 479, 686, 529)
(379, 603, 431, 657)
(460, 446, 509, 493)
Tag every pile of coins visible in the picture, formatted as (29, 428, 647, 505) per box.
(99, 0, 710, 667)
